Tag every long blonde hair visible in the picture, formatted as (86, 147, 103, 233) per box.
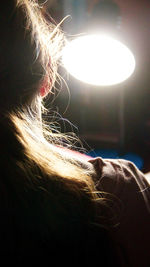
(12, 0, 98, 202)
(0, 1, 117, 263)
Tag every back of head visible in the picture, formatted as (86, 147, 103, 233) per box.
(0, 0, 62, 112)
(0, 1, 40, 110)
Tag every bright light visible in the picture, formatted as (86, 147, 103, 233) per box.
(62, 34, 136, 86)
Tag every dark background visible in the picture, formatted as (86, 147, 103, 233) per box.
(44, 0, 150, 173)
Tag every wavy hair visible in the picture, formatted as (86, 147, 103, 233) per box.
(0, 1, 118, 264)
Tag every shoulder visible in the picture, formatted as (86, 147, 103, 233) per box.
(88, 157, 150, 212)
(88, 157, 150, 266)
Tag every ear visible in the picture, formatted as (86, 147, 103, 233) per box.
(40, 76, 52, 98)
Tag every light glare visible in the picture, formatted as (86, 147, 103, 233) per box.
(62, 35, 136, 86)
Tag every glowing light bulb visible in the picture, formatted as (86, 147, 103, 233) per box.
(62, 34, 136, 86)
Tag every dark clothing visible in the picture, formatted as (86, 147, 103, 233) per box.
(89, 157, 150, 267)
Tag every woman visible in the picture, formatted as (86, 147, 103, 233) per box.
(0, 1, 149, 266)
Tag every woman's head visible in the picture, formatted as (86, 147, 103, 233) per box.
(0, 0, 97, 230)
(0, 0, 63, 112)
(0, 2, 119, 264)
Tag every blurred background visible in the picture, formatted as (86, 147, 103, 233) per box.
(43, 0, 150, 173)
